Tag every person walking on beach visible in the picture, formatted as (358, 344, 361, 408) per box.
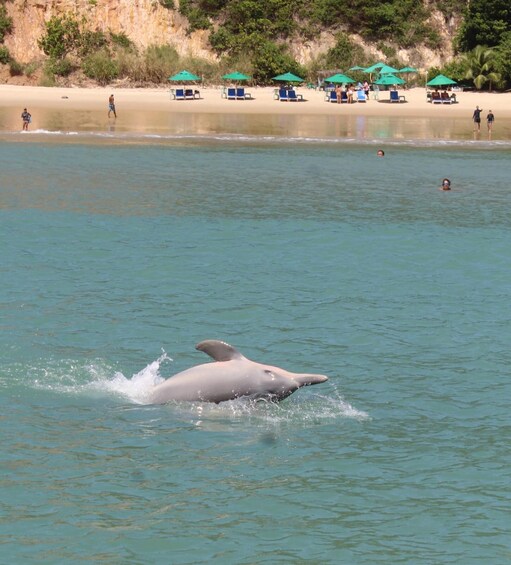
(486, 110, 495, 132)
(108, 94, 117, 118)
(21, 108, 31, 131)
(472, 105, 482, 131)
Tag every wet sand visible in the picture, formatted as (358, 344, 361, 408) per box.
(1, 85, 510, 142)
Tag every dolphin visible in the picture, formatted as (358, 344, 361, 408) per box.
(148, 340, 328, 404)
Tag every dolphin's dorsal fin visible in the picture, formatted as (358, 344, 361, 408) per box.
(196, 340, 244, 362)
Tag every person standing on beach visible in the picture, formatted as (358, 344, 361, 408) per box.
(335, 84, 342, 104)
(486, 110, 495, 132)
(21, 108, 31, 131)
(472, 105, 482, 131)
(363, 80, 370, 100)
(108, 94, 117, 118)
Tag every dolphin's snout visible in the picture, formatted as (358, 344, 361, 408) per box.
(294, 374, 328, 387)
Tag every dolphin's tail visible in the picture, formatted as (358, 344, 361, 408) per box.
(293, 374, 328, 387)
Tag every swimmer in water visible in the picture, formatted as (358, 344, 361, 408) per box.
(377, 149, 384, 157)
(440, 178, 451, 191)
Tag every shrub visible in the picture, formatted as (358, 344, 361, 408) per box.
(47, 57, 74, 76)
(39, 70, 57, 87)
(38, 16, 80, 60)
(110, 31, 135, 51)
(78, 29, 108, 57)
(0, 45, 10, 64)
(143, 44, 180, 82)
(115, 47, 142, 80)
(9, 60, 23, 76)
(82, 50, 119, 84)
(179, 0, 213, 31)
(0, 5, 13, 43)
(23, 61, 40, 77)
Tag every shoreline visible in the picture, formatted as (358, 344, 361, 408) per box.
(1, 84, 511, 142)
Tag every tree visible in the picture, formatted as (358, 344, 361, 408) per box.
(494, 32, 511, 87)
(250, 39, 305, 83)
(457, 0, 510, 51)
(463, 45, 502, 89)
(38, 16, 80, 60)
(325, 33, 366, 70)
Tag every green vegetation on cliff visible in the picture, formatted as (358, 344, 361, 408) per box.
(2, 0, 511, 89)
(177, 0, 511, 88)
(179, 0, 462, 48)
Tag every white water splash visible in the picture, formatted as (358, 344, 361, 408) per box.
(85, 351, 171, 404)
(20, 351, 172, 405)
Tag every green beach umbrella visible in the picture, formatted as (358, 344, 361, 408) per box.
(272, 72, 304, 83)
(374, 74, 406, 86)
(168, 70, 201, 82)
(399, 66, 418, 73)
(426, 74, 457, 87)
(349, 65, 366, 71)
(222, 71, 251, 81)
(363, 62, 386, 73)
(324, 73, 355, 84)
(377, 64, 400, 75)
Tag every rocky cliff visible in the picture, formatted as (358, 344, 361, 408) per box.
(4, 0, 214, 64)
(3, 0, 455, 69)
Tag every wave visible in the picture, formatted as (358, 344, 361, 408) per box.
(4, 128, 511, 149)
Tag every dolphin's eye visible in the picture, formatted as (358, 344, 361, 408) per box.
(264, 370, 275, 380)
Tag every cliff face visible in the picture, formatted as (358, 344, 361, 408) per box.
(3, 0, 455, 69)
(4, 0, 214, 63)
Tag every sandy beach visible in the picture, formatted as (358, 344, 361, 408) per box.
(1, 84, 511, 141)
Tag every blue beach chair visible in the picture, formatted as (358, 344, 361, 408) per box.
(390, 90, 405, 103)
(172, 88, 185, 100)
(279, 89, 289, 101)
(236, 87, 252, 100)
(288, 90, 303, 101)
(227, 88, 236, 100)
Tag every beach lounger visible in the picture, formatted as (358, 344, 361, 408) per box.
(279, 89, 289, 101)
(236, 87, 252, 100)
(172, 88, 185, 100)
(431, 92, 442, 104)
(227, 88, 236, 100)
(390, 91, 405, 103)
(441, 93, 454, 104)
(340, 91, 348, 103)
(325, 91, 337, 102)
(288, 90, 303, 101)
(356, 90, 367, 102)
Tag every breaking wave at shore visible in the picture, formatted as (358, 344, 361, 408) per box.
(3, 128, 510, 149)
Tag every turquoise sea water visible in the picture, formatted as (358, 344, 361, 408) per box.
(1, 137, 511, 564)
